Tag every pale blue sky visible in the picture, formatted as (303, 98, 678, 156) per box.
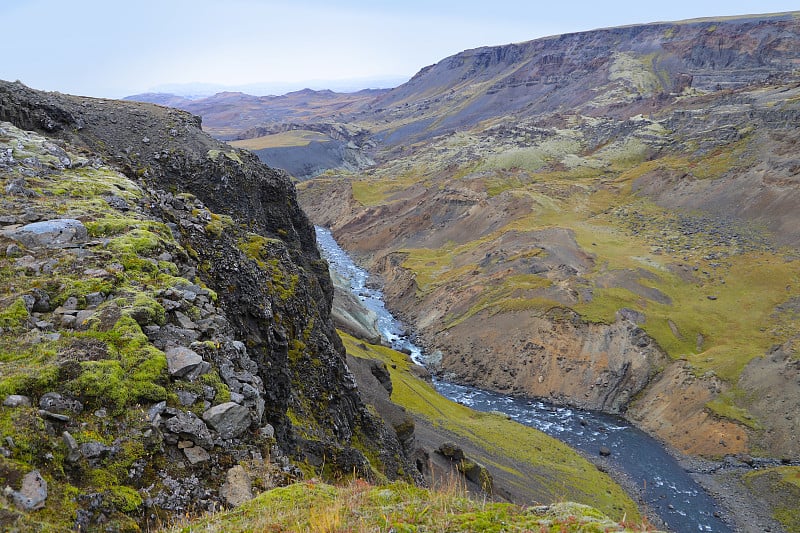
(2, 1, 798, 98)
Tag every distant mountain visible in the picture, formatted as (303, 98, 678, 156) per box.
(125, 87, 388, 139)
(362, 11, 800, 145)
(144, 77, 409, 99)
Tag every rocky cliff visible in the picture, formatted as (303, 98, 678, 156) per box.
(367, 12, 800, 144)
(0, 80, 416, 531)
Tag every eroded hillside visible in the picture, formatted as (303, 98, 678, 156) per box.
(291, 14, 800, 530)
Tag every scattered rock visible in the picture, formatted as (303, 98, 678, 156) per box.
(259, 424, 275, 440)
(6, 219, 88, 248)
(599, 446, 612, 457)
(5, 243, 22, 257)
(164, 411, 214, 450)
(4, 470, 48, 510)
(80, 441, 113, 461)
(38, 392, 83, 414)
(175, 390, 199, 406)
(165, 346, 204, 378)
(38, 410, 70, 422)
(437, 441, 465, 462)
(458, 459, 493, 491)
(3, 394, 31, 407)
(202, 402, 251, 439)
(183, 446, 211, 465)
(104, 195, 130, 211)
(62, 431, 82, 463)
(219, 465, 253, 507)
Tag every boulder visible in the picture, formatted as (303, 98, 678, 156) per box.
(7, 219, 87, 248)
(62, 431, 82, 463)
(202, 402, 250, 439)
(437, 441, 465, 462)
(183, 445, 211, 465)
(3, 394, 31, 408)
(165, 346, 203, 378)
(458, 459, 493, 492)
(219, 465, 253, 507)
(4, 470, 48, 510)
(38, 392, 83, 414)
(80, 441, 112, 461)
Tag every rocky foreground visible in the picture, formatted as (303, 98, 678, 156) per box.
(0, 80, 417, 530)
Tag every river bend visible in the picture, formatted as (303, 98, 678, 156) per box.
(316, 226, 731, 533)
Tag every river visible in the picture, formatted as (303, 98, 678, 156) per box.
(315, 226, 732, 533)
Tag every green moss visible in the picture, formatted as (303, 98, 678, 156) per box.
(0, 409, 50, 463)
(205, 213, 233, 238)
(238, 234, 299, 301)
(0, 298, 30, 330)
(124, 292, 166, 326)
(49, 166, 142, 202)
(107, 228, 163, 256)
(55, 278, 115, 307)
(107, 484, 143, 513)
(68, 360, 128, 413)
(200, 370, 231, 404)
(66, 317, 168, 413)
(0, 365, 60, 400)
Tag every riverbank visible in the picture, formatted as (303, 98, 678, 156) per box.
(340, 331, 645, 525)
(318, 225, 731, 531)
(678, 454, 787, 533)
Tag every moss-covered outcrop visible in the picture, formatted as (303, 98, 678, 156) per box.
(0, 81, 415, 531)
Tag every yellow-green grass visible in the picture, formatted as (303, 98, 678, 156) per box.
(228, 130, 331, 150)
(167, 480, 655, 533)
(615, 137, 753, 187)
(381, 162, 797, 433)
(705, 389, 761, 430)
(443, 279, 555, 330)
(340, 332, 642, 523)
(399, 244, 481, 296)
(350, 169, 430, 206)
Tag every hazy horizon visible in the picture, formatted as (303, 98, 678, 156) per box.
(3, 1, 799, 99)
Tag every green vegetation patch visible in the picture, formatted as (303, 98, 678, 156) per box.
(229, 130, 332, 150)
(167, 479, 652, 533)
(480, 137, 582, 173)
(706, 389, 761, 430)
(238, 233, 299, 300)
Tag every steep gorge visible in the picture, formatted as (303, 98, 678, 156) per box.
(296, 12, 800, 465)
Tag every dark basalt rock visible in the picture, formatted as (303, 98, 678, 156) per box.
(0, 80, 420, 529)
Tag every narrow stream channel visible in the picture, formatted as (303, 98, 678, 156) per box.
(316, 226, 732, 533)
